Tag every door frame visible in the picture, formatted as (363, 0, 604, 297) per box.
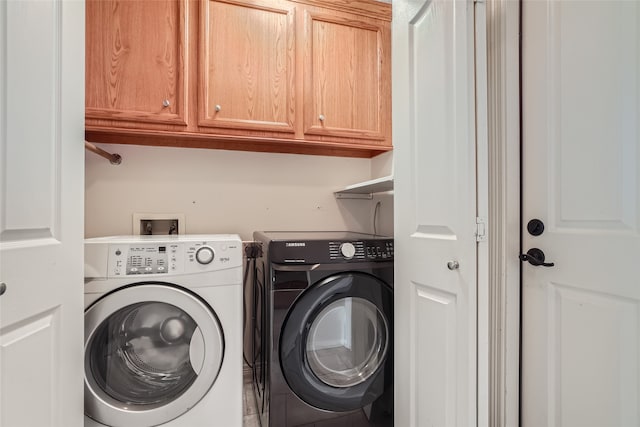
(485, 0, 521, 426)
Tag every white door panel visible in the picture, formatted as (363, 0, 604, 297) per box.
(0, 0, 85, 426)
(412, 281, 459, 426)
(1, 310, 60, 426)
(522, 1, 640, 426)
(394, 0, 482, 425)
(2, 0, 58, 240)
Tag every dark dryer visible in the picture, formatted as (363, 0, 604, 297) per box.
(250, 231, 394, 427)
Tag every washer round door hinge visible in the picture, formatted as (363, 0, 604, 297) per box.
(195, 246, 215, 264)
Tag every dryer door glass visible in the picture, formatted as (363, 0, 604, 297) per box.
(88, 301, 198, 405)
(306, 297, 388, 388)
(279, 272, 393, 412)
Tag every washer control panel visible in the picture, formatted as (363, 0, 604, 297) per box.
(104, 239, 240, 277)
(123, 244, 169, 275)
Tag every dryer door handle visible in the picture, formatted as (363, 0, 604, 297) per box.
(189, 327, 205, 374)
(273, 264, 321, 272)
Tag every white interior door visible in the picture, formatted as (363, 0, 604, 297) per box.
(393, 0, 484, 425)
(522, 1, 640, 426)
(0, 1, 85, 426)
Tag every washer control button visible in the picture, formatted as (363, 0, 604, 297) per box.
(195, 246, 215, 264)
(340, 242, 356, 259)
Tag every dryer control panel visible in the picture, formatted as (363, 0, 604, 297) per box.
(261, 232, 394, 264)
(328, 241, 394, 261)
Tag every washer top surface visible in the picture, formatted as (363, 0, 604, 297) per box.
(85, 234, 240, 244)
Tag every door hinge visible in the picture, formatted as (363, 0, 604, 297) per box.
(475, 217, 487, 242)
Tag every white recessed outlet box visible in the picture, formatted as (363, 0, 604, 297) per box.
(133, 213, 186, 235)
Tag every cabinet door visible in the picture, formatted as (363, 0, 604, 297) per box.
(86, 0, 187, 126)
(303, 10, 390, 143)
(199, 0, 295, 134)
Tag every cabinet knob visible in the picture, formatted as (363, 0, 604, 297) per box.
(162, 99, 170, 107)
(215, 104, 222, 112)
(318, 114, 325, 122)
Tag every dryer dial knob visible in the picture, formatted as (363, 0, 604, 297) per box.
(340, 242, 356, 259)
(196, 246, 215, 264)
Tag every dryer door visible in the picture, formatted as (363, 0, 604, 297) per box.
(84, 284, 224, 427)
(279, 272, 393, 412)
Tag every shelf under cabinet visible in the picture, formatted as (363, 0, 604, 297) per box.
(334, 175, 393, 199)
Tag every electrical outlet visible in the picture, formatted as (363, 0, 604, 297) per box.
(133, 213, 186, 235)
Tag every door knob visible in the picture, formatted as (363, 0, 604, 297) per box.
(447, 260, 459, 270)
(519, 248, 554, 267)
(526, 219, 545, 236)
(0, 282, 6, 296)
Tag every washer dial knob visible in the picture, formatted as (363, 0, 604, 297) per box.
(340, 242, 356, 259)
(196, 246, 215, 264)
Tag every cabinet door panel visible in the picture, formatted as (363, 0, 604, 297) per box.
(86, 0, 187, 125)
(199, 0, 295, 133)
(304, 11, 389, 142)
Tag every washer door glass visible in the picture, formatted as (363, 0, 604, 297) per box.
(89, 301, 199, 406)
(84, 284, 224, 427)
(306, 297, 388, 388)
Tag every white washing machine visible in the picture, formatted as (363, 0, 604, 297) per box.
(83, 235, 243, 427)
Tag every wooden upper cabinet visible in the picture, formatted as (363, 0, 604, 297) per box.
(302, 6, 390, 143)
(199, 0, 296, 134)
(85, 0, 392, 157)
(85, 0, 187, 126)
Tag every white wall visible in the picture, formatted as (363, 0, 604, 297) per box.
(370, 152, 394, 236)
(85, 144, 393, 241)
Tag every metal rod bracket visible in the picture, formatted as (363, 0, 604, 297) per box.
(85, 141, 122, 165)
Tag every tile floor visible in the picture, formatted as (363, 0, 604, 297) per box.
(243, 366, 260, 427)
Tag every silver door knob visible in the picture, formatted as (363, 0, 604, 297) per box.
(162, 99, 170, 107)
(318, 114, 325, 122)
(447, 261, 459, 270)
(215, 104, 222, 112)
(0, 282, 6, 296)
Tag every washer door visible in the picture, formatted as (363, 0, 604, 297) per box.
(84, 284, 224, 427)
(279, 272, 393, 412)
